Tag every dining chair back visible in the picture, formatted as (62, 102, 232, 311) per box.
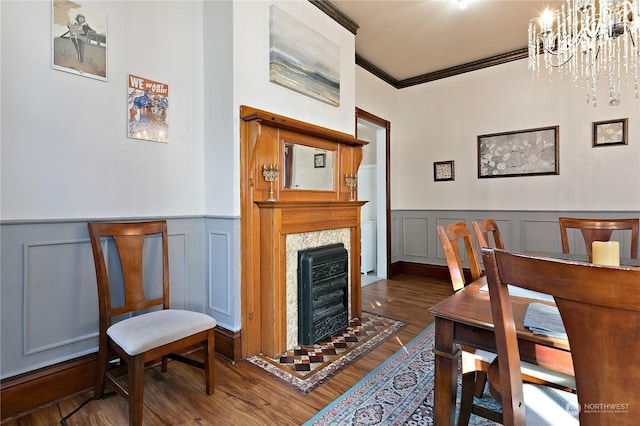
(88, 221, 216, 426)
(437, 222, 483, 292)
(472, 219, 505, 249)
(559, 217, 639, 259)
(482, 248, 640, 426)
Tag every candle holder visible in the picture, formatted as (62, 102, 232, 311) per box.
(262, 164, 279, 202)
(344, 173, 357, 201)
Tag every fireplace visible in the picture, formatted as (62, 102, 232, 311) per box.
(298, 243, 349, 345)
(241, 106, 367, 358)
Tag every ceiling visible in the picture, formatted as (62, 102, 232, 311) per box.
(314, 0, 561, 88)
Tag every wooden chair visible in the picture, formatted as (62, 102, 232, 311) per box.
(437, 222, 483, 292)
(437, 223, 499, 424)
(472, 219, 505, 250)
(88, 221, 216, 426)
(559, 217, 639, 259)
(482, 248, 640, 425)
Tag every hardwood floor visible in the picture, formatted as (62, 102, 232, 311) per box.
(3, 276, 454, 426)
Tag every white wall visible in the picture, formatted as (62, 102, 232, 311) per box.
(393, 59, 640, 211)
(1, 1, 207, 220)
(231, 0, 357, 215)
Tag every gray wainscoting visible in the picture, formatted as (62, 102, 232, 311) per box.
(391, 210, 640, 269)
(0, 216, 239, 380)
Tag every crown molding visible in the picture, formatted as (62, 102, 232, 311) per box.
(313, 0, 529, 88)
(309, 0, 359, 35)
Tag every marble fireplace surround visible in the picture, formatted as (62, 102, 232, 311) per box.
(285, 228, 351, 349)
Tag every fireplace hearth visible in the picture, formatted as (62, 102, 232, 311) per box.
(298, 243, 349, 345)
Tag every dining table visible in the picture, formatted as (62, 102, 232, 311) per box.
(429, 251, 640, 426)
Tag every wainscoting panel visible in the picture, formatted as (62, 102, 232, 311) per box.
(522, 218, 561, 253)
(23, 239, 98, 357)
(402, 217, 429, 258)
(207, 231, 231, 316)
(392, 210, 640, 271)
(204, 216, 239, 332)
(0, 216, 237, 381)
(168, 232, 188, 310)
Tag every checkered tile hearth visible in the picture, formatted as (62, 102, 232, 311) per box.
(246, 312, 406, 394)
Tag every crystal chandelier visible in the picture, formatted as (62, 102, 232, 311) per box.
(528, 0, 640, 107)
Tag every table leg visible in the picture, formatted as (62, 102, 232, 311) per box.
(433, 317, 459, 426)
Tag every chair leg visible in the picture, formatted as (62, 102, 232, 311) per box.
(128, 355, 145, 426)
(458, 371, 476, 426)
(474, 371, 487, 397)
(204, 329, 215, 395)
(94, 345, 109, 399)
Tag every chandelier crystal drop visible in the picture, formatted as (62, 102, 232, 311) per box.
(528, 0, 640, 107)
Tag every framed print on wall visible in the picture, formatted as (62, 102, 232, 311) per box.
(314, 153, 326, 168)
(52, 0, 107, 81)
(269, 5, 340, 106)
(434, 161, 454, 181)
(592, 118, 628, 147)
(478, 126, 559, 178)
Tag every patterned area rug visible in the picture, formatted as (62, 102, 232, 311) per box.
(304, 324, 501, 425)
(246, 312, 406, 394)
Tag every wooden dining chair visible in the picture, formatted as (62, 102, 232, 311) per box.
(450, 221, 575, 425)
(437, 222, 483, 292)
(472, 218, 505, 250)
(482, 248, 640, 425)
(437, 223, 500, 424)
(559, 217, 639, 259)
(88, 221, 216, 426)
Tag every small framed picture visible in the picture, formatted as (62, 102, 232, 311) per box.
(314, 153, 326, 168)
(434, 160, 454, 181)
(592, 118, 628, 147)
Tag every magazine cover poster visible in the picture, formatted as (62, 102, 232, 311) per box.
(128, 75, 169, 143)
(52, 0, 107, 80)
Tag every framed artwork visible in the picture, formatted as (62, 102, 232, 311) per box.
(127, 75, 169, 143)
(52, 0, 107, 81)
(592, 118, 628, 147)
(434, 160, 454, 181)
(314, 153, 326, 168)
(478, 126, 559, 178)
(269, 6, 340, 106)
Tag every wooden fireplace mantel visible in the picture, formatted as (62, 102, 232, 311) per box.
(240, 106, 368, 358)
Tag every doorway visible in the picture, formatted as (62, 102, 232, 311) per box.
(355, 108, 390, 280)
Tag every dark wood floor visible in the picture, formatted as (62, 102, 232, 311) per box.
(3, 275, 453, 426)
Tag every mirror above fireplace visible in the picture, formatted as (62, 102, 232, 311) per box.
(283, 143, 334, 190)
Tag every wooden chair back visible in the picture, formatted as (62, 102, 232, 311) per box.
(88, 220, 169, 330)
(559, 217, 639, 259)
(472, 219, 505, 249)
(437, 222, 482, 291)
(482, 248, 640, 426)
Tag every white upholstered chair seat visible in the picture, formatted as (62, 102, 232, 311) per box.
(107, 310, 217, 356)
(474, 349, 576, 389)
(522, 383, 579, 425)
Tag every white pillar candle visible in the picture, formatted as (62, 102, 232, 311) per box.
(592, 241, 620, 266)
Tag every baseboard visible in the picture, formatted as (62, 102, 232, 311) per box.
(0, 353, 97, 422)
(214, 326, 242, 362)
(390, 261, 473, 282)
(0, 326, 242, 422)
